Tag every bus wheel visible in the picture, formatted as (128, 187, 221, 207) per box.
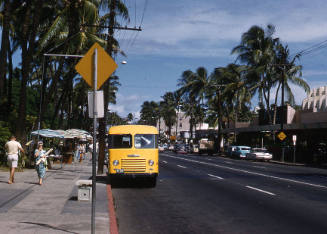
(147, 177, 157, 188)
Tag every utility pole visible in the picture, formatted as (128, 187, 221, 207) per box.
(281, 65, 285, 162)
(215, 84, 225, 152)
(271, 64, 288, 162)
(85, 2, 142, 175)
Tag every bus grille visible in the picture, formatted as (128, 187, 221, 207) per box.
(121, 159, 146, 173)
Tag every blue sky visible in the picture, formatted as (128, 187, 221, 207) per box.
(110, 0, 327, 119)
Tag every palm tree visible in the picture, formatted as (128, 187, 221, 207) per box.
(232, 24, 279, 124)
(37, 0, 103, 128)
(140, 101, 158, 126)
(178, 67, 209, 103)
(13, 0, 50, 140)
(272, 43, 310, 124)
(206, 67, 233, 151)
(126, 113, 134, 123)
(0, 0, 12, 97)
(223, 63, 252, 142)
(160, 92, 176, 138)
(177, 67, 209, 139)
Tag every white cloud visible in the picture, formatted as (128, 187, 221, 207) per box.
(109, 93, 150, 118)
(119, 1, 327, 58)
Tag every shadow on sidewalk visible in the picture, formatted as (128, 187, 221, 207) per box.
(87, 175, 110, 185)
(20, 221, 78, 234)
(23, 181, 40, 185)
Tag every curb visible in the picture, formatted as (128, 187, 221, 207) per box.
(107, 184, 119, 234)
(270, 160, 305, 166)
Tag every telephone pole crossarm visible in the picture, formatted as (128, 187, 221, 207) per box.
(81, 24, 142, 31)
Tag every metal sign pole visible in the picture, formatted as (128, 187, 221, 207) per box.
(293, 135, 297, 163)
(91, 48, 97, 234)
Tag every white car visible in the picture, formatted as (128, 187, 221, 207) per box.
(246, 148, 272, 161)
(159, 145, 165, 152)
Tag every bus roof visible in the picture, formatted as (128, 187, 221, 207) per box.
(108, 125, 158, 135)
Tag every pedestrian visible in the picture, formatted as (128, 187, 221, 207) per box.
(75, 144, 80, 163)
(34, 141, 46, 185)
(5, 136, 25, 184)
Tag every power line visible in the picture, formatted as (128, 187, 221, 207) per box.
(296, 38, 327, 57)
(140, 0, 148, 26)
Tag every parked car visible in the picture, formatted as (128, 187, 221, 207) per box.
(168, 144, 175, 151)
(191, 144, 199, 153)
(159, 145, 165, 152)
(162, 144, 168, 150)
(198, 138, 215, 155)
(226, 145, 237, 157)
(246, 148, 272, 161)
(174, 144, 188, 154)
(312, 143, 327, 164)
(232, 146, 251, 159)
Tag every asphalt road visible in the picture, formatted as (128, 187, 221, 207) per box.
(112, 152, 327, 234)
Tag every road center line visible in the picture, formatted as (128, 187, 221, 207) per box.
(246, 186, 276, 196)
(161, 153, 327, 189)
(177, 165, 187, 169)
(252, 166, 266, 169)
(208, 174, 224, 180)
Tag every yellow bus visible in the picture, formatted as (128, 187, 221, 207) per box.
(108, 125, 159, 187)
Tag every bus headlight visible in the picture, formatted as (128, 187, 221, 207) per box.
(113, 160, 119, 166)
(148, 160, 154, 166)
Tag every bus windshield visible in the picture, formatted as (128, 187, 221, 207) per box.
(134, 134, 157, 149)
(109, 134, 132, 148)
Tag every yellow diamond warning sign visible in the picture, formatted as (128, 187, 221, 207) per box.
(75, 43, 117, 90)
(277, 131, 287, 141)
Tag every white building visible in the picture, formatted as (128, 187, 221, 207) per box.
(302, 86, 327, 112)
(157, 111, 217, 139)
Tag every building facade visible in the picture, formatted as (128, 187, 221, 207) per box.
(302, 86, 327, 112)
(157, 111, 217, 140)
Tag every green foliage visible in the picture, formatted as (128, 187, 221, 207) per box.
(0, 121, 11, 166)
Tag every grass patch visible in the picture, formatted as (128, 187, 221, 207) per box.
(0, 166, 31, 172)
(0, 166, 9, 172)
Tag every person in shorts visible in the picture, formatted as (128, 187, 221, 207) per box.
(5, 136, 25, 184)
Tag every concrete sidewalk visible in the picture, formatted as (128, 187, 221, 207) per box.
(0, 160, 109, 234)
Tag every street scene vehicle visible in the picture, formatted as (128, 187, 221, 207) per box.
(108, 125, 158, 187)
(246, 148, 273, 161)
(312, 143, 327, 164)
(226, 145, 237, 157)
(233, 146, 251, 159)
(158, 145, 165, 152)
(168, 144, 175, 151)
(191, 144, 199, 153)
(198, 138, 215, 155)
(174, 143, 191, 154)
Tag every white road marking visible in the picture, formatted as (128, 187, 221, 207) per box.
(161, 153, 327, 189)
(177, 165, 187, 169)
(246, 186, 276, 196)
(208, 174, 224, 180)
(162, 161, 167, 164)
(252, 166, 266, 169)
(225, 161, 233, 164)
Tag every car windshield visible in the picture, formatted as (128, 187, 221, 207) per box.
(241, 148, 250, 150)
(254, 149, 268, 153)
